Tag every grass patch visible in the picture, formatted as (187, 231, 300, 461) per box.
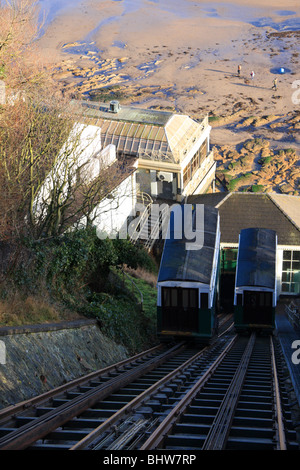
(208, 115, 222, 123)
(258, 155, 272, 166)
(0, 293, 79, 326)
(227, 173, 252, 191)
(251, 184, 265, 193)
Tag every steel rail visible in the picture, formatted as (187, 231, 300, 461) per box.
(140, 334, 238, 450)
(0, 342, 185, 450)
(0, 343, 163, 423)
(70, 318, 235, 450)
(70, 344, 211, 450)
(202, 332, 256, 450)
(270, 336, 287, 450)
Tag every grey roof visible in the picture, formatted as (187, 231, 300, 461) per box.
(236, 228, 277, 289)
(157, 205, 219, 285)
(187, 192, 300, 246)
(78, 100, 173, 126)
(269, 194, 300, 232)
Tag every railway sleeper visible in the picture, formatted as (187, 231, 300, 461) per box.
(60, 417, 107, 429)
(239, 392, 273, 402)
(112, 387, 149, 396)
(239, 388, 272, 398)
(164, 433, 206, 449)
(38, 428, 90, 442)
(15, 416, 37, 427)
(0, 428, 17, 438)
(174, 422, 274, 441)
(51, 397, 73, 407)
(242, 382, 272, 392)
(101, 393, 137, 402)
(35, 406, 57, 416)
(92, 400, 127, 410)
(226, 435, 276, 450)
(192, 392, 230, 401)
(78, 408, 115, 418)
(186, 398, 223, 408)
(246, 372, 272, 380)
(29, 442, 71, 450)
(237, 399, 273, 410)
(169, 413, 214, 425)
(173, 422, 211, 435)
(235, 407, 274, 419)
(232, 415, 274, 428)
(204, 378, 236, 388)
(229, 425, 275, 439)
(241, 383, 271, 391)
(121, 383, 154, 391)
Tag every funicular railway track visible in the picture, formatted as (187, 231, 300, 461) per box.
(0, 316, 298, 451)
(141, 332, 298, 451)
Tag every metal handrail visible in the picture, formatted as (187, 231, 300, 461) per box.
(285, 304, 300, 330)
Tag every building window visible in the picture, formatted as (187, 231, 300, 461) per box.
(199, 139, 207, 165)
(183, 164, 191, 187)
(192, 152, 199, 173)
(182, 138, 209, 188)
(281, 250, 300, 294)
(221, 248, 238, 272)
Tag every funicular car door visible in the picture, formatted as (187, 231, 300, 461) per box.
(162, 287, 199, 331)
(243, 290, 273, 325)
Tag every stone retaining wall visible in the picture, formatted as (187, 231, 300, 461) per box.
(0, 320, 128, 409)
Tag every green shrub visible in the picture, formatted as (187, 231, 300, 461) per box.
(259, 156, 272, 166)
(4, 227, 158, 352)
(227, 173, 252, 191)
(251, 184, 265, 193)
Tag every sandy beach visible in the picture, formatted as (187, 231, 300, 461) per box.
(36, 0, 300, 193)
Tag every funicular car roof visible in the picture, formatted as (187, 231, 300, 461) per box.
(236, 227, 277, 289)
(157, 205, 219, 285)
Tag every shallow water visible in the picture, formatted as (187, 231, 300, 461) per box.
(39, 0, 300, 97)
(38, 0, 82, 25)
(38, 0, 300, 31)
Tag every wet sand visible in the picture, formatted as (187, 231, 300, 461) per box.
(37, 1, 300, 115)
(36, 0, 300, 192)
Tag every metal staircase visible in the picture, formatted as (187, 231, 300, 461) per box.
(130, 193, 170, 252)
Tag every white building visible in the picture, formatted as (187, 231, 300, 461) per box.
(34, 122, 137, 239)
(75, 100, 216, 202)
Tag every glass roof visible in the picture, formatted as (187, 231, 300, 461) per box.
(75, 100, 208, 164)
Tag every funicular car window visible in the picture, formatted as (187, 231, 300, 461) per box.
(162, 287, 198, 308)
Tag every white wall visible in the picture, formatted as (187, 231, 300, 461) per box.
(180, 124, 211, 171)
(33, 123, 116, 220)
(91, 173, 137, 240)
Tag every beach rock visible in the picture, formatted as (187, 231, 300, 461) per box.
(52, 71, 74, 80)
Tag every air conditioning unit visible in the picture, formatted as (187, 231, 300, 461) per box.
(157, 171, 173, 183)
(109, 100, 120, 113)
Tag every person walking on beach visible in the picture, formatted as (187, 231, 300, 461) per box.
(272, 77, 278, 91)
(237, 64, 241, 77)
(250, 71, 255, 80)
